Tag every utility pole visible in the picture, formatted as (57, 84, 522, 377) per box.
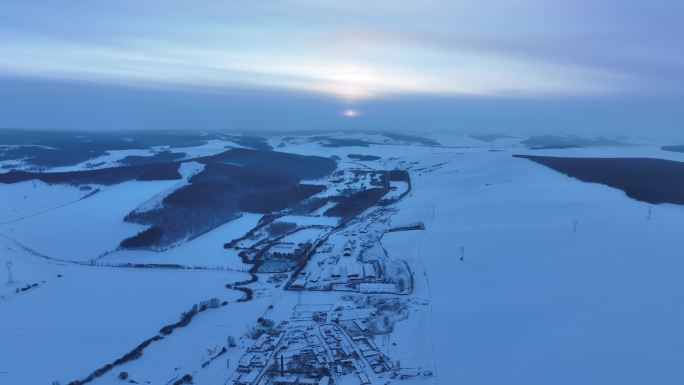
(459, 246, 465, 261)
(647, 206, 653, 220)
(6, 261, 14, 285)
(572, 220, 578, 234)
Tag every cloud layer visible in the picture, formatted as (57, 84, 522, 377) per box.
(2, 0, 682, 100)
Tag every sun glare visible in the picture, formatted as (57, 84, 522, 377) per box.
(343, 109, 359, 118)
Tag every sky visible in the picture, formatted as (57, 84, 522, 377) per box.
(1, 0, 683, 139)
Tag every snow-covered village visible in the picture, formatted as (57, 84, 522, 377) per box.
(2, 130, 684, 385)
(2, 1, 684, 384)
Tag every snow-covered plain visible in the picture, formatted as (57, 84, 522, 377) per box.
(0, 236, 250, 385)
(104, 213, 262, 269)
(2, 132, 684, 385)
(0, 179, 179, 261)
(384, 146, 684, 385)
(0, 180, 88, 225)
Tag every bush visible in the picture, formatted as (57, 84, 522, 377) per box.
(257, 317, 275, 328)
(172, 374, 193, 385)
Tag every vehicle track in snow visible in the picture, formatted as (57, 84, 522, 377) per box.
(416, 203, 438, 383)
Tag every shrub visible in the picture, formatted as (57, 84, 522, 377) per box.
(172, 374, 193, 385)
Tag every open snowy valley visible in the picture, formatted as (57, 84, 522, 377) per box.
(2, 130, 684, 385)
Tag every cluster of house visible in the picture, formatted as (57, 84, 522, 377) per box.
(260, 242, 312, 273)
(271, 375, 330, 385)
(290, 261, 382, 292)
(269, 242, 309, 258)
(322, 325, 370, 384)
(233, 332, 283, 385)
(229, 300, 398, 385)
(329, 263, 377, 281)
(352, 336, 393, 375)
(286, 212, 412, 295)
(343, 240, 355, 257)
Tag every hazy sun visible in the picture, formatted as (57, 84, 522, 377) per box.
(343, 109, 359, 118)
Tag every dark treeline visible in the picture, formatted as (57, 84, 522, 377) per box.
(347, 154, 381, 161)
(0, 162, 182, 185)
(119, 226, 164, 248)
(0, 143, 337, 249)
(118, 151, 187, 166)
(122, 163, 326, 249)
(521, 135, 628, 150)
(0, 129, 272, 168)
(0, 147, 336, 186)
(197, 148, 336, 180)
(310, 136, 373, 148)
(388, 169, 410, 182)
(470, 134, 515, 142)
(379, 169, 412, 206)
(266, 221, 298, 237)
(515, 155, 684, 205)
(661, 145, 684, 153)
(325, 188, 387, 220)
(324, 170, 391, 220)
(382, 132, 440, 146)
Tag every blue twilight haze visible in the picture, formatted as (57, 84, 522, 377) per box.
(0, 0, 682, 137)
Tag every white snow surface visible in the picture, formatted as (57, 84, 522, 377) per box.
(387, 148, 684, 385)
(103, 213, 262, 269)
(0, 180, 88, 224)
(0, 237, 250, 385)
(0, 179, 179, 261)
(2, 135, 684, 385)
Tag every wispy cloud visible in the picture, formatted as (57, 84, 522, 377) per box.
(0, 0, 681, 100)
